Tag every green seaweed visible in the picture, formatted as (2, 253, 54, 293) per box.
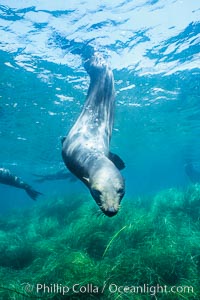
(0, 185, 200, 299)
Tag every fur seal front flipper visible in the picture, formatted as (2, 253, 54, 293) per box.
(108, 152, 125, 170)
(0, 168, 42, 201)
(62, 52, 125, 217)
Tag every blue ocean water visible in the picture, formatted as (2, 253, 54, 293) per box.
(0, 0, 200, 212)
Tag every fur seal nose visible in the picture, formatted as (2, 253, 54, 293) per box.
(104, 207, 118, 217)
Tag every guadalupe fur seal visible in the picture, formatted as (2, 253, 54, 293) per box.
(33, 169, 76, 183)
(0, 168, 42, 200)
(62, 53, 125, 217)
(185, 162, 200, 183)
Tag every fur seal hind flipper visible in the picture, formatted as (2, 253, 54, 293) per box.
(24, 185, 42, 201)
(108, 152, 125, 170)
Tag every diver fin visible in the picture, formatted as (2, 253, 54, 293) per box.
(61, 136, 66, 145)
(109, 152, 125, 170)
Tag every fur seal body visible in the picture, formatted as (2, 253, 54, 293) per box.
(0, 168, 42, 200)
(62, 54, 125, 217)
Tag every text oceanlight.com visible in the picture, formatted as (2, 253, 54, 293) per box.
(21, 283, 194, 296)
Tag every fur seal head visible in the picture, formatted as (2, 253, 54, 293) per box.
(86, 157, 125, 217)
